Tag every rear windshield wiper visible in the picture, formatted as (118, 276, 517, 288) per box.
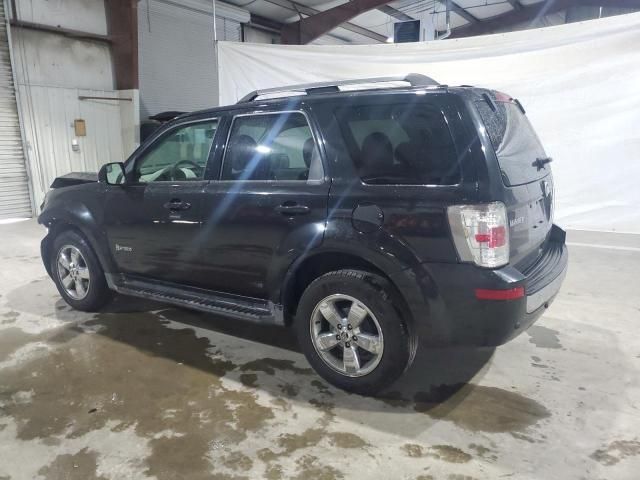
(532, 157, 553, 170)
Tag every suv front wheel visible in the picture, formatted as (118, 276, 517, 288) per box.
(50, 230, 113, 312)
(295, 269, 414, 395)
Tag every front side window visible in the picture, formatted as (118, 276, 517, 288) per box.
(134, 120, 217, 183)
(335, 101, 461, 185)
(222, 112, 323, 182)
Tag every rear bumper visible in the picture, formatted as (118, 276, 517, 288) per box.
(392, 225, 568, 347)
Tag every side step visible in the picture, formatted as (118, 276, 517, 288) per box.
(105, 274, 284, 325)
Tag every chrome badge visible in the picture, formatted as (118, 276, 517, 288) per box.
(115, 243, 133, 253)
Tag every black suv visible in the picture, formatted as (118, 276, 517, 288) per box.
(39, 74, 568, 395)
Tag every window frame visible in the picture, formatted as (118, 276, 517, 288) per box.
(126, 117, 220, 185)
(333, 97, 464, 188)
(218, 110, 326, 184)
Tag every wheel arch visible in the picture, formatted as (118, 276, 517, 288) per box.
(40, 207, 114, 278)
(280, 250, 415, 332)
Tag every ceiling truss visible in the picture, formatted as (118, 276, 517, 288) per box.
(275, 0, 640, 44)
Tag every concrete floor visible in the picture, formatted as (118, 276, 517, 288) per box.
(0, 220, 639, 480)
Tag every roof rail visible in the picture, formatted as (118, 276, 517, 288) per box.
(237, 73, 439, 103)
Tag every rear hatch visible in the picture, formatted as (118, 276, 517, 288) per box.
(475, 92, 554, 269)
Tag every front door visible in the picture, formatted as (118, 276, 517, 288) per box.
(195, 110, 329, 298)
(103, 118, 219, 286)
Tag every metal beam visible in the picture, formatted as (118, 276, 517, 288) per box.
(264, 0, 386, 43)
(281, 0, 393, 44)
(581, 0, 640, 6)
(449, 0, 574, 38)
(506, 0, 523, 10)
(248, 13, 284, 33)
(450, 0, 640, 38)
(105, 0, 138, 90)
(378, 5, 415, 21)
(450, 1, 479, 24)
(9, 19, 111, 43)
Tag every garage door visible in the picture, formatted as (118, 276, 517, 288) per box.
(0, 2, 31, 219)
(138, 0, 247, 119)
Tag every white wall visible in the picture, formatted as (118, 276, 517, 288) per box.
(18, 85, 127, 208)
(14, 0, 107, 34)
(11, 28, 114, 90)
(119, 89, 141, 156)
(10, 0, 137, 212)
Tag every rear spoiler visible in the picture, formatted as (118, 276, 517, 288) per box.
(482, 91, 526, 114)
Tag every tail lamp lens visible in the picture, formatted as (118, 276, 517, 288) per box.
(447, 202, 510, 268)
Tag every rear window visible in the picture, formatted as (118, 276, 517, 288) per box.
(335, 101, 461, 185)
(475, 94, 548, 186)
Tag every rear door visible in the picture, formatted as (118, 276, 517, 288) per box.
(194, 109, 329, 298)
(475, 93, 554, 268)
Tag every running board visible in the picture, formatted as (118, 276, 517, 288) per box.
(105, 274, 284, 325)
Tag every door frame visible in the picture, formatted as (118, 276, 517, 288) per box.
(103, 114, 224, 281)
(122, 114, 224, 184)
(207, 106, 330, 183)
(193, 106, 332, 299)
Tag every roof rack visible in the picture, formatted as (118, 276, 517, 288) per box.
(237, 73, 439, 103)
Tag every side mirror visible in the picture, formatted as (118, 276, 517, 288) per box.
(98, 162, 127, 186)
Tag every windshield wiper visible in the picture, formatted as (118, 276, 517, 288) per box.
(532, 157, 553, 170)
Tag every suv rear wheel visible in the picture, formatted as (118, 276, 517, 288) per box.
(295, 269, 413, 395)
(50, 230, 113, 312)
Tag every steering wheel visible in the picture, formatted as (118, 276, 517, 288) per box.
(171, 160, 203, 180)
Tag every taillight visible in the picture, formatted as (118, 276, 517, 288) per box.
(447, 202, 509, 268)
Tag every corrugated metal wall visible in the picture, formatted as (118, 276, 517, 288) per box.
(18, 86, 125, 210)
(0, 0, 31, 219)
(138, 0, 242, 119)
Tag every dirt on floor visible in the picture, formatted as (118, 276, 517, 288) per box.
(1, 220, 640, 480)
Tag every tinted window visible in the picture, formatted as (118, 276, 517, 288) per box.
(222, 112, 323, 182)
(134, 121, 217, 183)
(335, 101, 461, 185)
(475, 96, 548, 186)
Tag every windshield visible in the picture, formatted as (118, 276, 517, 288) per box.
(476, 96, 549, 186)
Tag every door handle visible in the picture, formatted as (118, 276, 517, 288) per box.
(163, 199, 191, 211)
(275, 204, 310, 215)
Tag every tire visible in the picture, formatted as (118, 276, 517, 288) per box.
(295, 269, 414, 396)
(50, 230, 113, 312)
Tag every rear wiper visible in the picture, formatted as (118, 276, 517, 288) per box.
(532, 157, 553, 170)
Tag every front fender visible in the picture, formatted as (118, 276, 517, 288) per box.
(38, 185, 115, 274)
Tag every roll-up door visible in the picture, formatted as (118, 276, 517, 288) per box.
(138, 0, 247, 119)
(0, 1, 31, 219)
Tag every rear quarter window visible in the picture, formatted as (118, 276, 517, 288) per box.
(475, 94, 549, 186)
(334, 100, 461, 185)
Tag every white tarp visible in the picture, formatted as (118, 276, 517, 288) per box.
(218, 13, 640, 233)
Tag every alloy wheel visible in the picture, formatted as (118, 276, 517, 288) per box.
(309, 294, 384, 377)
(56, 245, 91, 300)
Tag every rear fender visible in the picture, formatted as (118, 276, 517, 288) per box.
(278, 222, 440, 339)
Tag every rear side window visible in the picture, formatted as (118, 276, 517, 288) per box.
(335, 101, 461, 185)
(222, 112, 323, 182)
(475, 94, 548, 186)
